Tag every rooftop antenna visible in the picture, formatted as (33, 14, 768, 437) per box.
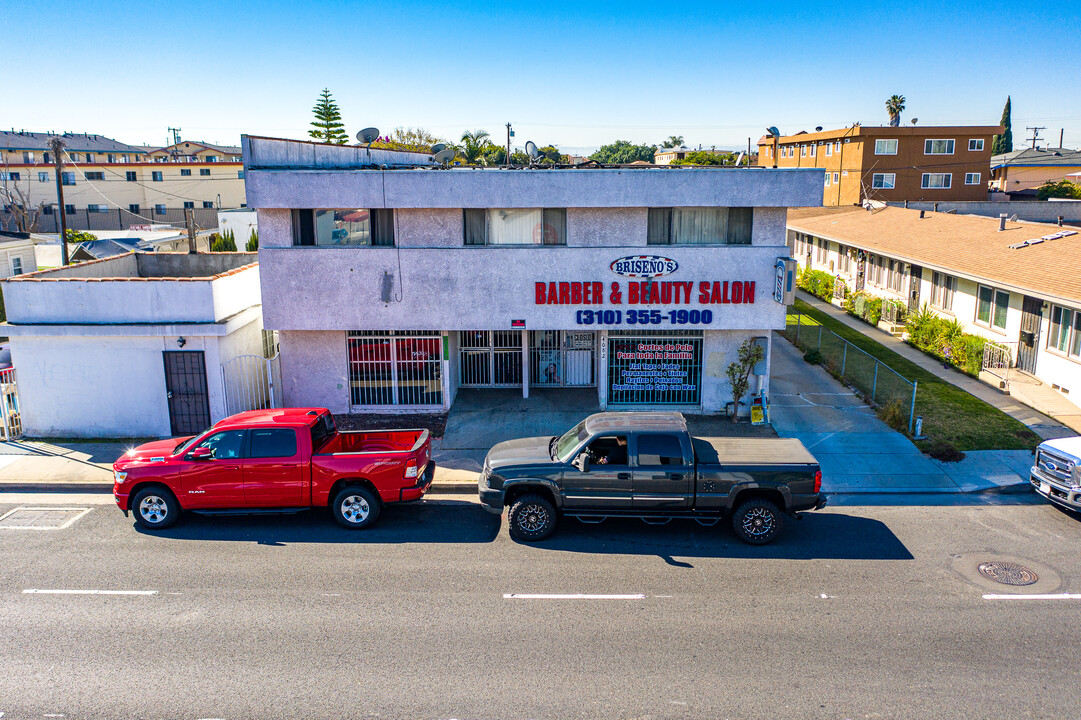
(766, 127, 780, 169)
(525, 141, 539, 166)
(433, 148, 456, 166)
(167, 127, 181, 145)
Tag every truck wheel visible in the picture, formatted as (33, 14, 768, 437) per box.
(332, 486, 381, 529)
(732, 498, 783, 545)
(508, 493, 557, 542)
(132, 486, 181, 530)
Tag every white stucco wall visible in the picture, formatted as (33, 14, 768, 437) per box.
(278, 330, 350, 414)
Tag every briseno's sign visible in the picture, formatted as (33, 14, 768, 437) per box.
(610, 255, 678, 278)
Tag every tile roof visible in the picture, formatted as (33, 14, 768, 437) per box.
(787, 206, 1081, 306)
(991, 147, 1081, 168)
(0, 130, 145, 154)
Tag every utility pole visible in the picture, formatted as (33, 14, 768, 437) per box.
(1026, 126, 1046, 149)
(168, 127, 182, 145)
(48, 137, 69, 266)
(505, 123, 513, 168)
(184, 207, 197, 253)
(747, 137, 751, 166)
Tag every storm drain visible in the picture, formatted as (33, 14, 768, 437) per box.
(0, 507, 92, 530)
(977, 561, 1039, 586)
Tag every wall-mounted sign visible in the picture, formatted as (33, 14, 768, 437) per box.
(511, 319, 525, 328)
(610, 255, 678, 278)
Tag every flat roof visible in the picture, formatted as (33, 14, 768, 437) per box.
(6, 252, 257, 282)
(788, 206, 1081, 306)
(759, 125, 1004, 146)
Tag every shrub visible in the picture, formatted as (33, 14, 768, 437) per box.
(796, 268, 835, 302)
(903, 303, 989, 377)
(803, 348, 822, 365)
(211, 229, 238, 252)
(246, 229, 259, 252)
(880, 399, 908, 432)
(844, 291, 884, 326)
(927, 441, 965, 463)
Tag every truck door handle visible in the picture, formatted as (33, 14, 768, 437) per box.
(617, 472, 631, 480)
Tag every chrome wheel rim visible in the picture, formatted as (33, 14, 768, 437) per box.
(742, 507, 775, 537)
(341, 495, 370, 524)
(519, 504, 548, 533)
(138, 495, 168, 524)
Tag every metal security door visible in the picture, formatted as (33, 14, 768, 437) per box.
(908, 265, 922, 312)
(1017, 295, 1043, 374)
(529, 331, 596, 388)
(163, 351, 211, 436)
(459, 331, 522, 388)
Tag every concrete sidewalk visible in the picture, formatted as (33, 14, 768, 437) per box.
(769, 332, 1034, 494)
(796, 290, 1079, 438)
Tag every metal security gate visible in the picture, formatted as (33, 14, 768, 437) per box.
(0, 368, 21, 440)
(529, 331, 596, 387)
(163, 351, 211, 435)
(1017, 295, 1043, 375)
(221, 354, 280, 415)
(607, 330, 703, 406)
(459, 331, 522, 387)
(348, 331, 443, 408)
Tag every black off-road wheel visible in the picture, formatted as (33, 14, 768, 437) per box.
(331, 485, 381, 529)
(732, 498, 783, 545)
(132, 486, 181, 530)
(508, 493, 557, 542)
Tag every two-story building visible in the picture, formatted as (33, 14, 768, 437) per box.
(990, 146, 1081, 195)
(758, 125, 1002, 206)
(243, 136, 822, 416)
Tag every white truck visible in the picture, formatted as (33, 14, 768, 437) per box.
(1030, 436, 1081, 512)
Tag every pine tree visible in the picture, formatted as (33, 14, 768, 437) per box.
(308, 88, 348, 145)
(992, 96, 1012, 155)
(246, 229, 259, 251)
(211, 229, 238, 252)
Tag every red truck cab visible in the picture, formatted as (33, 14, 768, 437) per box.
(113, 408, 433, 530)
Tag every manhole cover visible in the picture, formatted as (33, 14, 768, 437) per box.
(0, 507, 91, 530)
(977, 561, 1038, 586)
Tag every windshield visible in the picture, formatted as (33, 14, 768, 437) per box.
(172, 433, 206, 455)
(554, 420, 590, 462)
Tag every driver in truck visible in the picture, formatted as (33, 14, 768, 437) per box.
(592, 436, 628, 465)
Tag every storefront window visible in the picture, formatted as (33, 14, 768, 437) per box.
(608, 330, 703, 406)
(347, 331, 442, 407)
(463, 209, 567, 245)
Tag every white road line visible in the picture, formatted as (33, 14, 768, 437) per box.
(0, 507, 93, 530)
(22, 589, 158, 596)
(503, 593, 646, 600)
(983, 593, 1081, 600)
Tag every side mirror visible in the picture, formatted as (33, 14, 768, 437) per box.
(189, 446, 213, 461)
(573, 452, 589, 473)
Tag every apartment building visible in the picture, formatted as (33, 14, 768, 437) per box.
(243, 135, 821, 416)
(0, 130, 245, 233)
(788, 206, 1081, 407)
(758, 125, 1002, 206)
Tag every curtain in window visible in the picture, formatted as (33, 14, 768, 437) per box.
(977, 286, 993, 324)
(727, 207, 752, 244)
(672, 208, 728, 245)
(463, 209, 486, 245)
(1071, 312, 1081, 356)
(488, 209, 542, 245)
(647, 208, 671, 245)
(541, 209, 567, 245)
(993, 290, 1009, 329)
(370, 209, 394, 246)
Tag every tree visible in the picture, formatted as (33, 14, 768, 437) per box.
(725, 338, 765, 422)
(0, 167, 48, 232)
(1035, 180, 1081, 200)
(211, 228, 238, 252)
(482, 146, 506, 166)
(537, 145, 568, 165)
(246, 229, 259, 251)
(372, 127, 445, 153)
(885, 94, 906, 127)
(670, 151, 735, 166)
(308, 88, 348, 145)
(459, 129, 492, 164)
(661, 135, 685, 148)
(992, 96, 1013, 155)
(64, 229, 98, 244)
(590, 140, 656, 164)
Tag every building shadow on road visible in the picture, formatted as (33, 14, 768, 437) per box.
(133, 499, 501, 545)
(522, 512, 913, 561)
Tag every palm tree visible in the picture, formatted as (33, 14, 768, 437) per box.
(460, 130, 492, 165)
(661, 135, 685, 148)
(885, 95, 906, 127)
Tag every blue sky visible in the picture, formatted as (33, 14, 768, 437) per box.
(6, 1, 1080, 153)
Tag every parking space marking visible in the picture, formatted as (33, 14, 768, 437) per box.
(23, 589, 158, 596)
(0, 507, 92, 530)
(504, 593, 646, 600)
(983, 593, 1081, 600)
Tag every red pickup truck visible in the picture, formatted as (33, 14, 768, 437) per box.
(112, 408, 434, 530)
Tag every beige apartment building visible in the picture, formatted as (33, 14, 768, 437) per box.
(1, 130, 245, 233)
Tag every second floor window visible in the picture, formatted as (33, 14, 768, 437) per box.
(292, 208, 395, 246)
(922, 173, 952, 189)
(463, 208, 567, 246)
(183, 201, 194, 209)
(647, 207, 753, 246)
(872, 173, 896, 189)
(965, 172, 981, 185)
(152, 171, 163, 182)
(63, 171, 78, 185)
(180, 169, 192, 176)
(875, 139, 898, 155)
(84, 171, 104, 181)
(126, 171, 137, 181)
(200, 168, 211, 176)
(88, 204, 108, 213)
(924, 139, 955, 155)
(38, 172, 49, 182)
(969, 138, 985, 151)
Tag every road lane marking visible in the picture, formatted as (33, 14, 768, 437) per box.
(23, 589, 158, 596)
(983, 593, 1081, 600)
(504, 593, 645, 600)
(0, 507, 92, 530)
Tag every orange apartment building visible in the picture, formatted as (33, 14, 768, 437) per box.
(757, 125, 1003, 206)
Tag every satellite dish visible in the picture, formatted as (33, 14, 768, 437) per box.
(815, 126, 823, 132)
(357, 127, 380, 144)
(525, 141, 539, 159)
(766, 126, 780, 137)
(911, 118, 919, 125)
(431, 143, 446, 153)
(433, 148, 456, 166)
(734, 151, 745, 166)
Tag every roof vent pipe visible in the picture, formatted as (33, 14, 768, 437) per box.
(999, 213, 1007, 231)
(904, 200, 909, 209)
(1059, 216, 1064, 227)
(933, 202, 939, 212)
(919, 210, 925, 219)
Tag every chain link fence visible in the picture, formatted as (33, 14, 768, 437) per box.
(782, 308, 918, 433)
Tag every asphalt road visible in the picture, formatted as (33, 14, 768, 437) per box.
(0, 491, 1079, 720)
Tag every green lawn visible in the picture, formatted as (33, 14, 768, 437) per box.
(787, 298, 1040, 452)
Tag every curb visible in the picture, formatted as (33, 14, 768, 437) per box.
(0, 481, 479, 495)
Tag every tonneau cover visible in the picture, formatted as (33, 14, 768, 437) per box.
(692, 436, 817, 466)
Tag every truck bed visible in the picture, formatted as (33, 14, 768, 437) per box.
(692, 437, 817, 466)
(316, 429, 429, 455)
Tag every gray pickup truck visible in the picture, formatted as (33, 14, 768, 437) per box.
(478, 411, 826, 544)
